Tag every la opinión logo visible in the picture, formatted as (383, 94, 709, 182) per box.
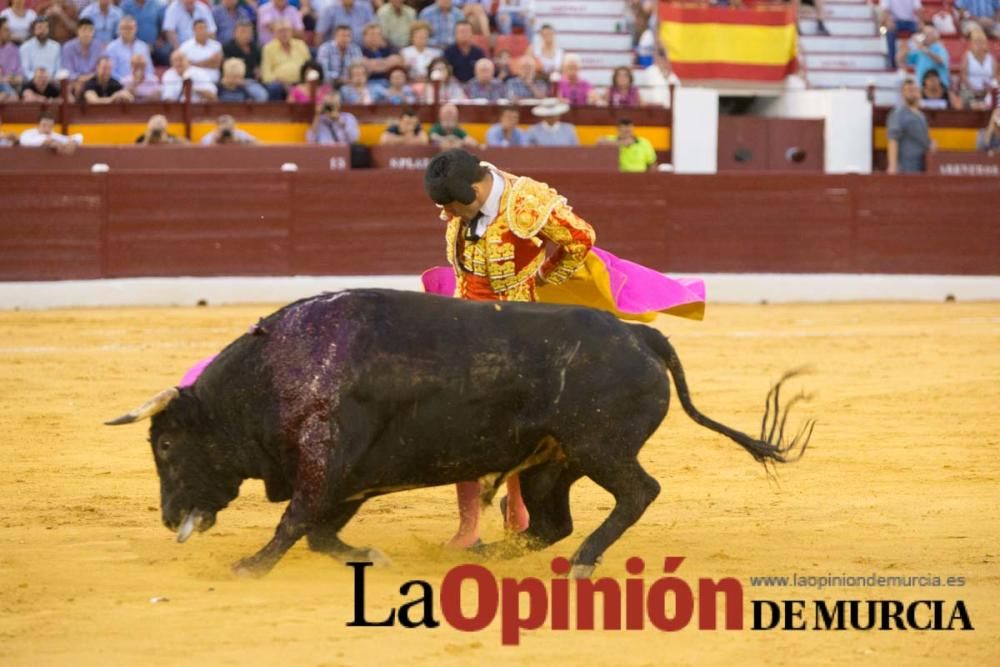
(344, 555, 975, 645)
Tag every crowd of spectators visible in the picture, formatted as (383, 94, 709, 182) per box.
(0, 0, 676, 109)
(913, 26, 996, 110)
(882, 1, 1000, 111)
(11, 0, 997, 174)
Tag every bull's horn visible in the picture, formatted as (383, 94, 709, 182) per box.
(104, 388, 180, 426)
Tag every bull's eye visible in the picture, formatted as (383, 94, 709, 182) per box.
(159, 440, 172, 455)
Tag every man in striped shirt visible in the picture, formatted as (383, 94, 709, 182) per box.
(417, 0, 463, 49)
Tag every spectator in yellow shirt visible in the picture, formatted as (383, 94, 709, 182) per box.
(261, 18, 310, 93)
(599, 118, 657, 172)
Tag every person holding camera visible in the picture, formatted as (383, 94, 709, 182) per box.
(897, 27, 951, 90)
(306, 90, 360, 145)
(200, 114, 258, 145)
(135, 114, 188, 145)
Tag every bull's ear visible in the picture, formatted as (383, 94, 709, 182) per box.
(105, 388, 180, 426)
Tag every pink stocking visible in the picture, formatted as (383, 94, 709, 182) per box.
(447, 481, 482, 549)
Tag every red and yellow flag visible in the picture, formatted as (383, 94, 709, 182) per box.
(659, 3, 798, 82)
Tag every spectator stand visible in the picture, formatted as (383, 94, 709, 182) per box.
(532, 0, 634, 89)
(0, 100, 672, 151)
(796, 0, 893, 105)
(800, 0, 1000, 107)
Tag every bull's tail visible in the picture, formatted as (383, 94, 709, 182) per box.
(636, 325, 814, 466)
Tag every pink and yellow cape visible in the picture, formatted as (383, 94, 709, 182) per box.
(422, 247, 706, 323)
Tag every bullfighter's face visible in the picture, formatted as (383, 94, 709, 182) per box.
(438, 172, 490, 223)
(440, 199, 481, 223)
(148, 398, 242, 543)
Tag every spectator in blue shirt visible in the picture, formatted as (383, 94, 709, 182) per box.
(19, 18, 60, 78)
(417, 0, 464, 49)
(374, 65, 416, 103)
(121, 0, 167, 65)
(955, 0, 999, 37)
(465, 57, 504, 101)
(163, 0, 216, 52)
(105, 15, 155, 80)
(485, 106, 527, 147)
(259, 0, 302, 7)
(316, 24, 362, 85)
(899, 26, 951, 88)
(122, 0, 164, 44)
(315, 0, 373, 46)
(339, 60, 374, 103)
(505, 56, 547, 100)
(443, 20, 484, 82)
(61, 18, 103, 91)
(213, 0, 254, 44)
(80, 0, 123, 43)
(526, 98, 578, 146)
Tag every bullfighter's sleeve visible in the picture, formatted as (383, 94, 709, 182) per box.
(537, 203, 596, 285)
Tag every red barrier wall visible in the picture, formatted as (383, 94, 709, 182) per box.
(0, 145, 351, 172)
(1, 171, 997, 281)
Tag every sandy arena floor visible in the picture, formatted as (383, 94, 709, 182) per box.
(0, 301, 997, 666)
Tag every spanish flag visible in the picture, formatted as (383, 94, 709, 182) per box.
(659, 3, 797, 83)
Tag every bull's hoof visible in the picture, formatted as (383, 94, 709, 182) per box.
(570, 564, 596, 579)
(231, 556, 273, 578)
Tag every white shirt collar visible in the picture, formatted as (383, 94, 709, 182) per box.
(474, 168, 505, 237)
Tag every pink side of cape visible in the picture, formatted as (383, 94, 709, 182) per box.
(178, 356, 215, 387)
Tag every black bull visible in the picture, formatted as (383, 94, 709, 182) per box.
(106, 289, 813, 577)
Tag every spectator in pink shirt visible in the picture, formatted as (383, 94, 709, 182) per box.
(556, 52, 595, 106)
(257, 0, 303, 46)
(286, 60, 332, 103)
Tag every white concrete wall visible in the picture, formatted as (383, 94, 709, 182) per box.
(759, 89, 873, 174)
(2, 274, 997, 309)
(672, 88, 719, 174)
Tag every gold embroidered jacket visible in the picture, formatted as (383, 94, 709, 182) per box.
(443, 170, 596, 302)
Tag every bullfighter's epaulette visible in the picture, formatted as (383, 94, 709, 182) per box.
(504, 175, 568, 240)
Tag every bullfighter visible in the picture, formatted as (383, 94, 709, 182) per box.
(422, 149, 707, 549)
